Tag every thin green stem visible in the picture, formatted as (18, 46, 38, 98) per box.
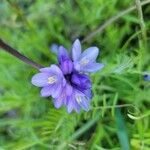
(135, 0, 147, 44)
(91, 104, 136, 110)
(82, 0, 150, 42)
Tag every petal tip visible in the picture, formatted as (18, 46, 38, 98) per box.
(50, 43, 59, 54)
(74, 39, 80, 44)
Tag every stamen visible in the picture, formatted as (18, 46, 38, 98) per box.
(76, 95, 82, 104)
(80, 58, 89, 66)
(48, 76, 57, 84)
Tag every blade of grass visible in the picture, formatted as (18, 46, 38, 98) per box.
(115, 108, 130, 150)
(111, 93, 119, 117)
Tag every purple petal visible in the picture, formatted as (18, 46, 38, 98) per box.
(40, 65, 63, 77)
(50, 43, 59, 54)
(54, 83, 73, 107)
(80, 47, 99, 63)
(67, 97, 74, 113)
(53, 98, 63, 108)
(49, 65, 64, 76)
(41, 84, 63, 98)
(60, 58, 73, 75)
(50, 84, 63, 98)
(41, 84, 62, 98)
(73, 98, 81, 113)
(73, 61, 81, 72)
(58, 46, 69, 63)
(82, 89, 92, 99)
(75, 90, 90, 111)
(40, 67, 52, 73)
(82, 63, 104, 73)
(48, 65, 66, 86)
(71, 73, 91, 90)
(65, 84, 73, 96)
(31, 73, 49, 87)
(57, 46, 73, 75)
(41, 86, 53, 97)
(72, 39, 81, 61)
(79, 97, 90, 111)
(65, 90, 81, 113)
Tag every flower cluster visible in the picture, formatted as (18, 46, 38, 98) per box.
(31, 39, 104, 113)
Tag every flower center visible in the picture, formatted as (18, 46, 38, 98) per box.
(48, 76, 57, 84)
(80, 58, 89, 66)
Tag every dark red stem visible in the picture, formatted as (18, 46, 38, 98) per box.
(0, 38, 44, 69)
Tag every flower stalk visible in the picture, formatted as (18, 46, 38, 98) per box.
(0, 38, 43, 69)
(135, 0, 147, 45)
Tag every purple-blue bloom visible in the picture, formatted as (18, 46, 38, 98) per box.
(50, 43, 59, 54)
(144, 74, 150, 81)
(31, 39, 104, 113)
(72, 39, 104, 73)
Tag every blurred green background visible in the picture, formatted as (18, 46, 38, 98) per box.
(0, 0, 150, 149)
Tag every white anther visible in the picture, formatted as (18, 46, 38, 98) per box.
(48, 76, 57, 84)
(80, 58, 89, 66)
(76, 95, 82, 104)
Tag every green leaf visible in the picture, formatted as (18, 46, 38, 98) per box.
(115, 108, 130, 150)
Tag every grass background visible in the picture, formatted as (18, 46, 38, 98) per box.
(0, 0, 150, 149)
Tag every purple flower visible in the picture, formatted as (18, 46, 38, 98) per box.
(72, 39, 104, 72)
(32, 65, 66, 98)
(58, 46, 73, 75)
(31, 39, 104, 113)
